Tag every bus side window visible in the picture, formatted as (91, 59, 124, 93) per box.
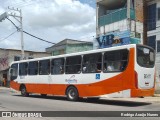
(39, 59, 50, 75)
(103, 49, 128, 72)
(28, 61, 38, 75)
(83, 53, 102, 73)
(19, 62, 28, 76)
(10, 63, 18, 80)
(51, 58, 64, 75)
(65, 56, 81, 74)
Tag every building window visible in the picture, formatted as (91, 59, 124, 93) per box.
(14, 56, 20, 61)
(158, 8, 160, 20)
(19, 62, 28, 76)
(157, 41, 160, 52)
(103, 49, 128, 72)
(82, 53, 102, 73)
(147, 36, 156, 50)
(39, 60, 50, 75)
(28, 61, 38, 75)
(51, 58, 64, 75)
(65, 56, 81, 74)
(147, 4, 156, 31)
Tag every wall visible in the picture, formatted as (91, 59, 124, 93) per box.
(100, 19, 129, 34)
(155, 59, 160, 93)
(66, 44, 93, 54)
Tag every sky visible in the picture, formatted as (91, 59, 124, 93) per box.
(0, 0, 96, 52)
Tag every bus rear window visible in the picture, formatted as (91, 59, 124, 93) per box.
(137, 46, 155, 68)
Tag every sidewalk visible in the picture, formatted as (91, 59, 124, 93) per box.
(0, 86, 10, 90)
(101, 96, 160, 103)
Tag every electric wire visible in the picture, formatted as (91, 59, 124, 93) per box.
(6, 18, 55, 44)
(0, 30, 17, 42)
(23, 31, 55, 44)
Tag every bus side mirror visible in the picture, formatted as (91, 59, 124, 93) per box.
(9, 68, 13, 75)
(9, 68, 13, 81)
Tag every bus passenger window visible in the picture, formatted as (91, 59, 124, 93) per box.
(39, 59, 50, 75)
(28, 61, 38, 75)
(83, 53, 102, 73)
(19, 62, 28, 76)
(106, 62, 114, 71)
(65, 56, 81, 74)
(103, 49, 128, 72)
(51, 58, 64, 75)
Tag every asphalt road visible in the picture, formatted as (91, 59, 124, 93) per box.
(0, 87, 160, 120)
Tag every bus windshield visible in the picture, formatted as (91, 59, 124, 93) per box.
(137, 45, 155, 68)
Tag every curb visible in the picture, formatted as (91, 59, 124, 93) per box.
(101, 96, 160, 103)
(0, 87, 10, 90)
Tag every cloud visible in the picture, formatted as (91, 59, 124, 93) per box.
(0, 0, 96, 51)
(24, 0, 95, 30)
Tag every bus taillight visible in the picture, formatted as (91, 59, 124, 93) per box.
(134, 71, 138, 89)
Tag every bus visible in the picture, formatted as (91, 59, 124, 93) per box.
(9, 44, 155, 101)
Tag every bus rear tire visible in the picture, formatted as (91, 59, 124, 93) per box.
(21, 86, 29, 97)
(66, 86, 79, 101)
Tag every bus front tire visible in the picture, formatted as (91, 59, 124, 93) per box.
(21, 86, 29, 97)
(66, 86, 79, 101)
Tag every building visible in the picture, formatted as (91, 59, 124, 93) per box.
(146, 0, 160, 93)
(95, 0, 160, 93)
(46, 39, 93, 56)
(0, 48, 50, 87)
(95, 0, 145, 49)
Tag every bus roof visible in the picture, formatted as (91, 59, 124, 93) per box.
(10, 44, 137, 64)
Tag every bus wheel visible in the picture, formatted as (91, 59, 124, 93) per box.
(21, 86, 29, 97)
(66, 86, 79, 101)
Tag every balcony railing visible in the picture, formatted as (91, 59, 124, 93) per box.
(98, 8, 135, 27)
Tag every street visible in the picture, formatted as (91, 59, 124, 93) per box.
(0, 87, 160, 120)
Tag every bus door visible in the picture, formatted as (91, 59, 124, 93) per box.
(136, 45, 155, 89)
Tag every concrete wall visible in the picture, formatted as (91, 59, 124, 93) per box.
(156, 53, 160, 93)
(66, 44, 93, 54)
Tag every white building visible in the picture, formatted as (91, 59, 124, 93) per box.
(146, 0, 160, 93)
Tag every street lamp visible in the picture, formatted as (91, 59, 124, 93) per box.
(0, 12, 8, 22)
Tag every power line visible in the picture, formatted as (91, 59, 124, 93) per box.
(6, 18, 19, 31)
(0, 30, 17, 42)
(6, 18, 55, 44)
(23, 31, 55, 44)
(4, 0, 34, 9)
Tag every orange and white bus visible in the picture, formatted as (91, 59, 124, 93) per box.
(9, 44, 155, 101)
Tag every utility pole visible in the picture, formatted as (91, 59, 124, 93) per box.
(20, 9, 24, 60)
(7, 7, 24, 60)
(127, 0, 131, 30)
